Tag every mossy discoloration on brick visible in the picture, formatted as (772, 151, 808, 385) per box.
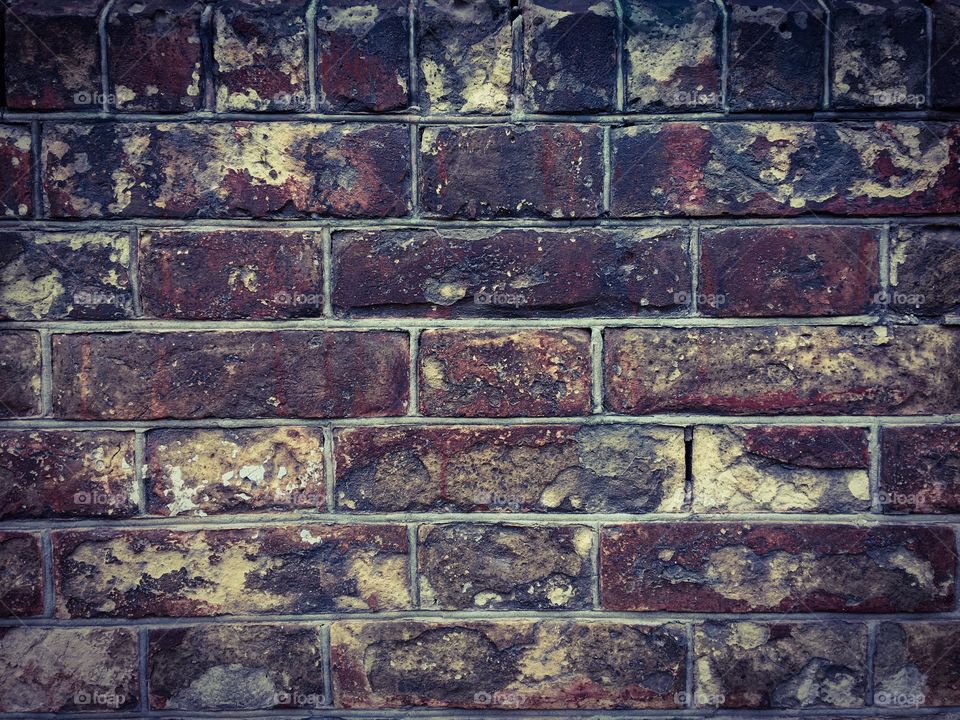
(874, 622, 960, 707)
(880, 426, 960, 513)
(0, 126, 33, 219)
(0, 331, 41, 418)
(0, 532, 43, 617)
(889, 225, 960, 315)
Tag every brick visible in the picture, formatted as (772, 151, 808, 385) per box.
(875, 622, 960, 707)
(107, 0, 203, 112)
(52, 331, 408, 420)
(146, 427, 325, 516)
(831, 0, 927, 109)
(521, 0, 617, 112)
(623, 0, 722, 111)
(42, 122, 411, 218)
(880, 426, 960, 513)
(139, 229, 323, 319)
(0, 125, 33, 219)
(932, 0, 960, 108)
(149, 624, 324, 710)
(611, 122, 960, 217)
(316, 0, 409, 111)
(0, 331, 41, 418)
(694, 622, 867, 708)
(0, 628, 138, 713)
(604, 326, 960, 415)
(332, 227, 690, 317)
(416, 0, 512, 113)
(0, 532, 43, 617)
(420, 124, 603, 219)
(698, 226, 880, 317)
(889, 225, 960, 315)
(0, 430, 136, 519)
(692, 426, 871, 513)
(600, 523, 956, 612)
(419, 329, 591, 417)
(4, 0, 103, 110)
(0, 231, 132, 320)
(53, 525, 410, 618)
(331, 620, 686, 709)
(726, 0, 824, 111)
(214, 0, 309, 112)
(335, 424, 686, 513)
(418, 523, 593, 610)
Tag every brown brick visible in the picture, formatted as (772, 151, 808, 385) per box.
(611, 122, 960, 217)
(149, 624, 324, 710)
(332, 227, 690, 317)
(420, 125, 603, 219)
(0, 430, 136, 519)
(0, 627, 138, 712)
(146, 427, 325, 516)
(139, 229, 323, 319)
(214, 0, 309, 112)
(698, 226, 880, 317)
(880, 426, 960, 513)
(875, 622, 960, 707)
(107, 0, 204, 112)
(0, 331, 41, 418)
(694, 621, 867, 708)
(601, 523, 956, 612)
(42, 122, 410, 218)
(933, 0, 960, 108)
(889, 225, 960, 315)
(419, 329, 591, 417)
(335, 424, 686, 513)
(418, 523, 593, 610)
(53, 525, 410, 618)
(604, 326, 960, 415)
(0, 532, 43, 617)
(52, 331, 408, 420)
(0, 125, 33, 219)
(0, 231, 132, 320)
(331, 620, 686, 709)
(692, 426, 871, 513)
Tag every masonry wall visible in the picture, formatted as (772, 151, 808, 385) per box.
(1, 0, 960, 717)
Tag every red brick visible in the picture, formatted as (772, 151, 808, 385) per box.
(880, 426, 960, 513)
(875, 622, 960, 707)
(889, 225, 960, 315)
(0, 532, 43, 617)
(52, 331, 409, 420)
(0, 331, 41, 418)
(419, 329, 592, 417)
(601, 522, 956, 612)
(139, 229, 323, 319)
(0, 125, 32, 219)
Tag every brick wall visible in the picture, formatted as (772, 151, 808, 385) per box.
(1, 0, 960, 716)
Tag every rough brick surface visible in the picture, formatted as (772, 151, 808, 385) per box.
(0, 532, 43, 617)
(889, 225, 960, 315)
(0, 125, 33, 219)
(880, 426, 960, 513)
(933, 1, 960, 108)
(0, 331, 41, 418)
(874, 622, 960, 707)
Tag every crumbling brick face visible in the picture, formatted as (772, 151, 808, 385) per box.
(1, 1, 959, 716)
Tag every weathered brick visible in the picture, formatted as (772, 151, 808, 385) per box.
(146, 427, 325, 516)
(623, 0, 722, 111)
(419, 329, 591, 417)
(331, 620, 686, 709)
(0, 430, 136, 519)
(874, 622, 960, 707)
(107, 0, 203, 112)
(0, 231, 132, 320)
(0, 331, 41, 418)
(317, 0, 409, 111)
(54, 525, 410, 618)
(698, 226, 880, 317)
(42, 122, 411, 218)
(521, 0, 616, 112)
(880, 426, 960, 513)
(420, 125, 603, 219)
(416, 0, 512, 113)
(611, 122, 960, 217)
(0, 532, 43, 617)
(601, 523, 956, 612)
(889, 225, 960, 315)
(0, 628, 138, 713)
(418, 523, 593, 610)
(149, 624, 324, 710)
(214, 0, 309, 112)
(694, 622, 867, 708)
(0, 125, 33, 219)
(4, 0, 102, 110)
(932, 0, 960, 108)
(726, 0, 824, 111)
(332, 227, 690, 317)
(604, 326, 960, 415)
(139, 229, 323, 319)
(832, 0, 927, 109)
(335, 424, 686, 513)
(692, 426, 871, 513)
(52, 331, 408, 419)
